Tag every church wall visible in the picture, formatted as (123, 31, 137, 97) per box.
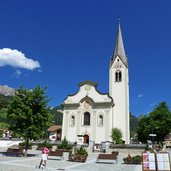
(61, 107, 112, 144)
(64, 85, 111, 104)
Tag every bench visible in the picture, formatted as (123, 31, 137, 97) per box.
(6, 147, 24, 156)
(48, 150, 64, 160)
(96, 153, 118, 164)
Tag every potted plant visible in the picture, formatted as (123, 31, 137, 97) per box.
(123, 154, 142, 164)
(123, 153, 132, 164)
(69, 146, 88, 162)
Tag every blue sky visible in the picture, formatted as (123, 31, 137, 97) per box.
(0, 0, 171, 116)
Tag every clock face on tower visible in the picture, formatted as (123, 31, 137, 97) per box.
(114, 63, 122, 69)
(114, 64, 119, 69)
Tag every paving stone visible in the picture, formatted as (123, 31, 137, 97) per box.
(0, 147, 144, 171)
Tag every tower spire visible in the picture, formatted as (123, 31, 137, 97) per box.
(111, 19, 128, 67)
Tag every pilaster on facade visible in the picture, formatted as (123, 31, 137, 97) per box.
(64, 111, 69, 139)
(105, 110, 110, 141)
(76, 110, 81, 136)
(92, 110, 97, 141)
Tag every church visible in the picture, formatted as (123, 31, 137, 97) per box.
(61, 20, 130, 144)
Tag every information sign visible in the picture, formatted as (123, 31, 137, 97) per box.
(156, 153, 171, 171)
(142, 152, 171, 171)
(149, 134, 157, 137)
(142, 152, 156, 171)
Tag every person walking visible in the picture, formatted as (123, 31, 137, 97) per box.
(39, 147, 49, 169)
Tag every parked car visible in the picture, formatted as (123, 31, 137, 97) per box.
(49, 133, 57, 141)
(163, 141, 171, 147)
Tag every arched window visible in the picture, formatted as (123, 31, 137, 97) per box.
(70, 115, 75, 126)
(98, 115, 103, 126)
(119, 71, 122, 81)
(115, 71, 122, 82)
(84, 112, 90, 126)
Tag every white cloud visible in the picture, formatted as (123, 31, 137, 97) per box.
(12, 69, 22, 78)
(0, 48, 40, 70)
(15, 69, 22, 77)
(138, 94, 143, 98)
(38, 69, 43, 72)
(150, 103, 156, 107)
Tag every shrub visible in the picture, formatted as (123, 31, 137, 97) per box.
(131, 155, 142, 164)
(19, 142, 32, 149)
(76, 146, 88, 157)
(111, 128, 123, 144)
(57, 137, 73, 150)
(37, 141, 53, 149)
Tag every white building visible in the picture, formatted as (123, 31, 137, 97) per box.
(62, 20, 130, 144)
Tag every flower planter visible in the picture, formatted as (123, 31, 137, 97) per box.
(111, 151, 119, 156)
(123, 154, 142, 165)
(69, 155, 87, 163)
(68, 146, 88, 163)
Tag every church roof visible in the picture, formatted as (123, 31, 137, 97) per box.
(63, 80, 114, 108)
(110, 19, 128, 68)
(78, 80, 98, 87)
(47, 125, 62, 132)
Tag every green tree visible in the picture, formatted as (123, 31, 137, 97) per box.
(0, 94, 12, 110)
(111, 128, 123, 144)
(136, 115, 150, 143)
(0, 108, 8, 122)
(7, 85, 52, 156)
(0, 95, 12, 126)
(136, 102, 171, 143)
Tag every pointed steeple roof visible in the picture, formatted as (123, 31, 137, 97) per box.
(110, 19, 128, 67)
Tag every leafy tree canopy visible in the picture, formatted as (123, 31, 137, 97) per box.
(136, 102, 171, 143)
(0, 95, 12, 124)
(7, 85, 52, 155)
(0, 94, 12, 110)
(0, 108, 8, 122)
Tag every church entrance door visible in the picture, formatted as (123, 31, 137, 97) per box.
(83, 134, 89, 144)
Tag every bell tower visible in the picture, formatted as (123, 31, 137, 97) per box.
(109, 20, 130, 144)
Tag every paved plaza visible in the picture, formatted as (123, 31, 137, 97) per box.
(0, 147, 144, 171)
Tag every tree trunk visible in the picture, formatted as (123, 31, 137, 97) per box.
(24, 138, 29, 157)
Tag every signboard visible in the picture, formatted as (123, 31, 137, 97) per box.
(142, 152, 171, 171)
(149, 134, 157, 137)
(76, 135, 83, 145)
(142, 152, 156, 171)
(156, 153, 171, 171)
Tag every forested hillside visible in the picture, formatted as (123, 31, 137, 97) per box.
(0, 90, 139, 136)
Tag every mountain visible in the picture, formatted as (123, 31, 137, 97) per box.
(130, 113, 139, 132)
(0, 85, 15, 96)
(50, 105, 63, 125)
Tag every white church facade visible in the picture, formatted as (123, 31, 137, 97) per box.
(61, 20, 130, 144)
